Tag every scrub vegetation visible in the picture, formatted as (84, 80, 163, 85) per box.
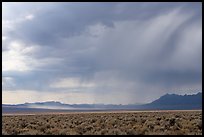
(2, 111, 202, 135)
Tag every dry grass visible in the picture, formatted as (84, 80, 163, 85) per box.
(2, 111, 202, 135)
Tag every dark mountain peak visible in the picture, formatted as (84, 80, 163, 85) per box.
(149, 92, 202, 107)
(196, 92, 202, 95)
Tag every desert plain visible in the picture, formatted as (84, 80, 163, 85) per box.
(2, 110, 202, 135)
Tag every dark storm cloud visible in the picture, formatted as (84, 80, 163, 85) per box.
(2, 2, 202, 104)
(5, 2, 200, 45)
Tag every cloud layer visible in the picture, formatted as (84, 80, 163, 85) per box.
(2, 2, 202, 104)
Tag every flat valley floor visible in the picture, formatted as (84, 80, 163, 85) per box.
(2, 110, 202, 135)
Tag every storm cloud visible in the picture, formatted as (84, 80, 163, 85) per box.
(2, 2, 202, 104)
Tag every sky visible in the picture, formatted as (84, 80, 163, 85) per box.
(2, 2, 202, 105)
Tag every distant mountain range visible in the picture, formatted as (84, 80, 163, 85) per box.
(142, 92, 202, 110)
(2, 92, 202, 113)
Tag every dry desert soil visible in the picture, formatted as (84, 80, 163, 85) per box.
(2, 110, 202, 135)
